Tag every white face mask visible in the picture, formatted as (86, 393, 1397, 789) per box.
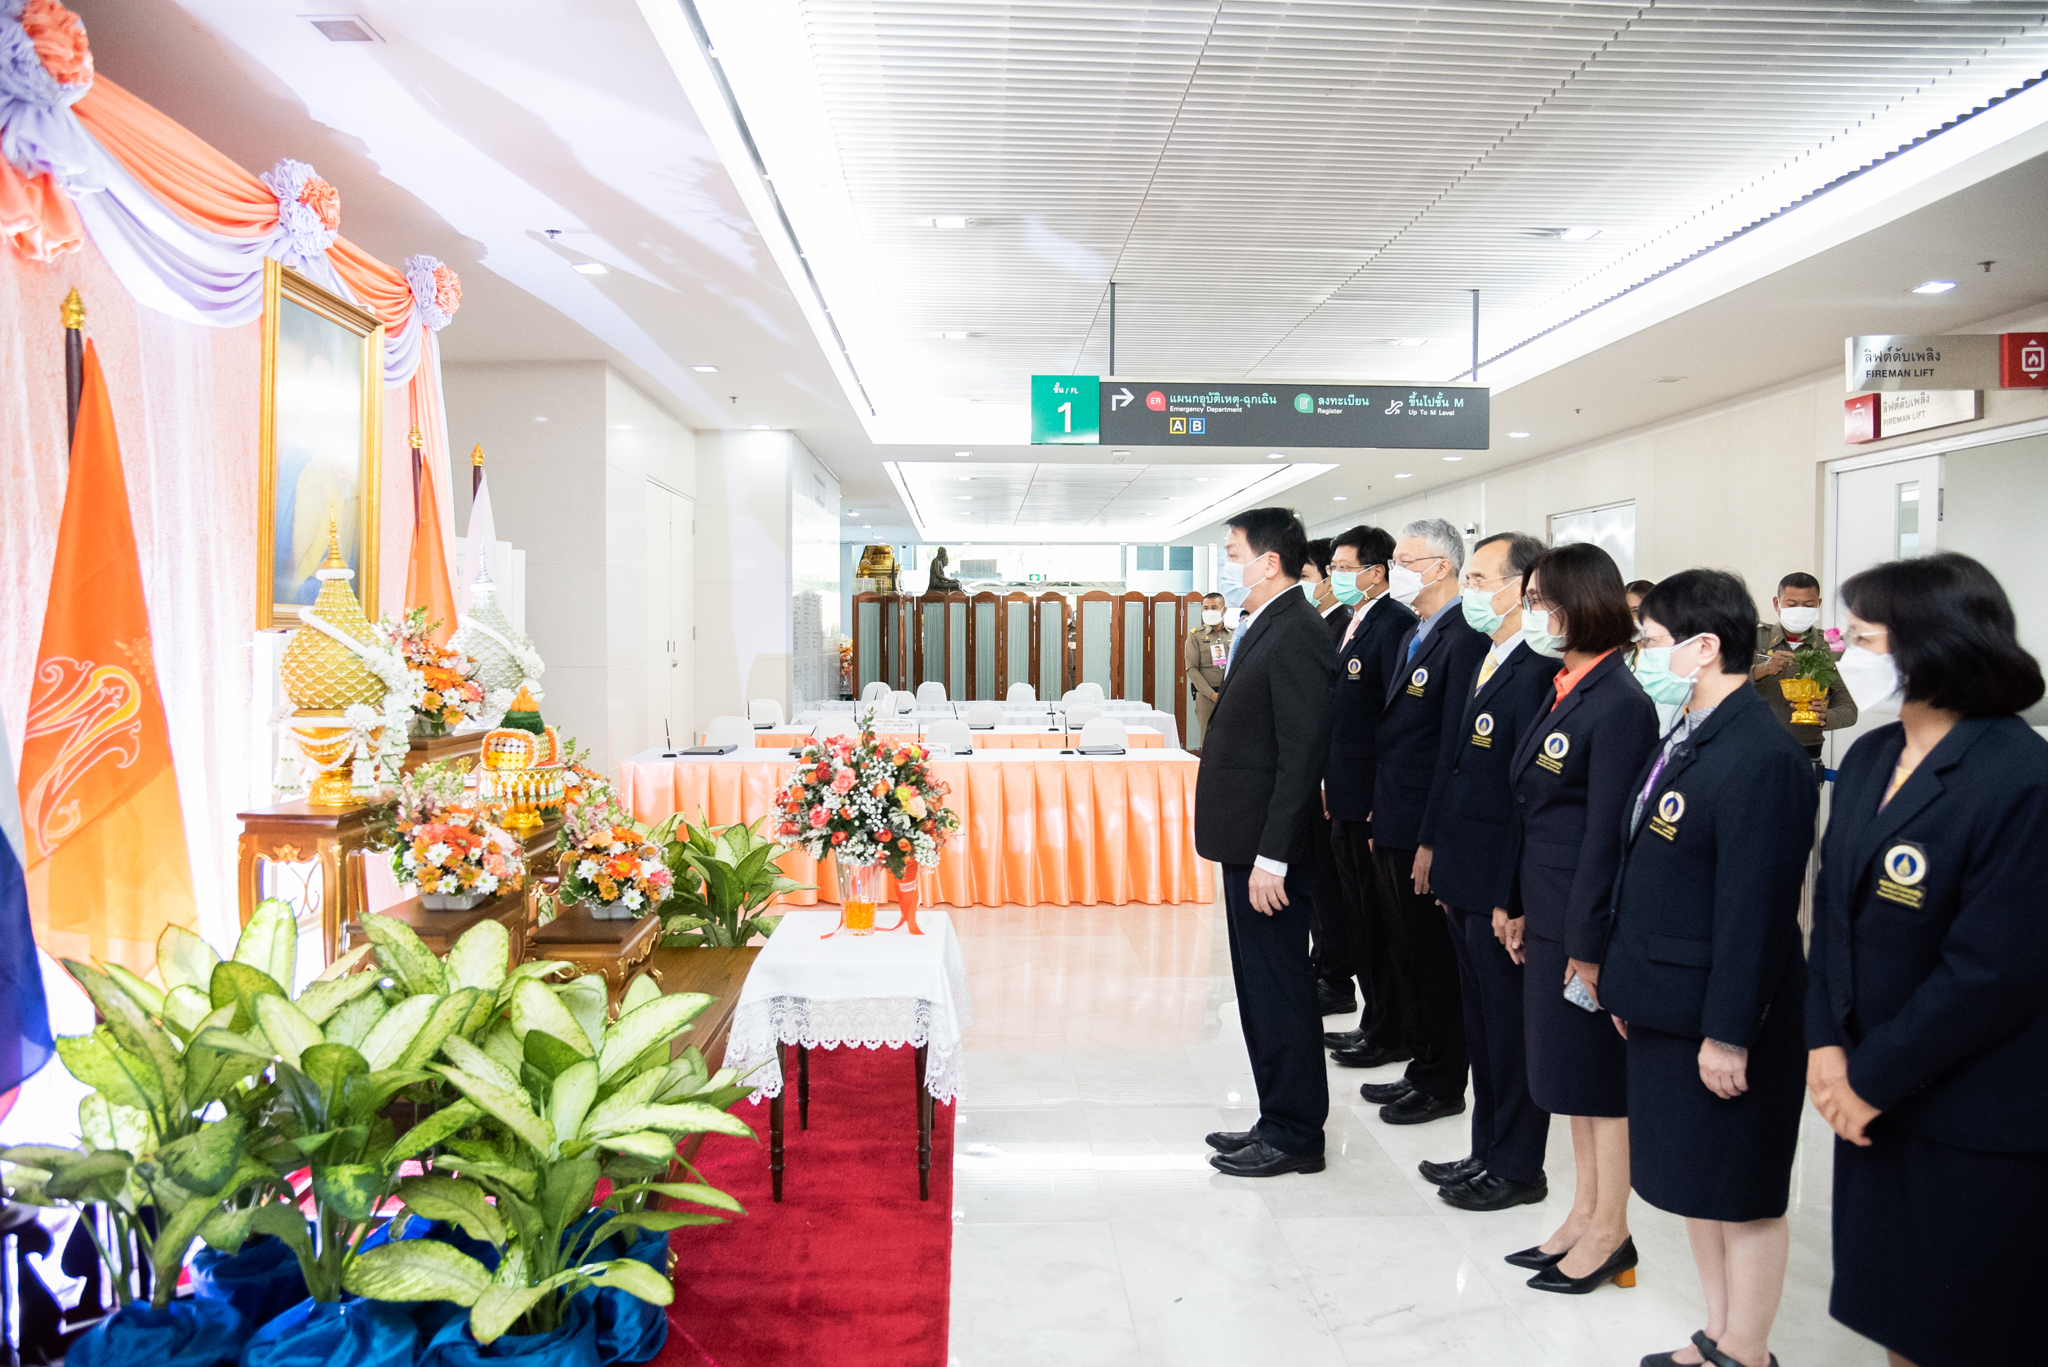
(1387, 562, 1425, 606)
(1778, 605, 1821, 635)
(1837, 643, 1903, 719)
(1201, 609, 1223, 627)
(1521, 607, 1567, 659)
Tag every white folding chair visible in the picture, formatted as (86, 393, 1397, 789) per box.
(1060, 689, 1083, 707)
(703, 715, 753, 748)
(1078, 717, 1128, 749)
(893, 690, 917, 715)
(1007, 682, 1036, 702)
(861, 681, 893, 704)
(965, 703, 1003, 729)
(1075, 681, 1105, 703)
(916, 680, 948, 705)
(925, 718, 973, 752)
(748, 698, 784, 728)
(1065, 703, 1103, 729)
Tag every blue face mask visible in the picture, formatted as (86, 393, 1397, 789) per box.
(1461, 586, 1506, 635)
(1217, 561, 1245, 593)
(1328, 570, 1365, 607)
(1631, 634, 1705, 705)
(1521, 608, 1567, 659)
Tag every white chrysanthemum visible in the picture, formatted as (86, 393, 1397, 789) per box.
(578, 859, 600, 880)
(424, 842, 451, 866)
(608, 841, 627, 855)
(623, 889, 644, 909)
(476, 873, 500, 895)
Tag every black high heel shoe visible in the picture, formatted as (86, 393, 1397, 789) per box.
(1502, 1244, 1566, 1271)
(1639, 1334, 1717, 1367)
(1696, 1334, 1777, 1367)
(1526, 1236, 1637, 1294)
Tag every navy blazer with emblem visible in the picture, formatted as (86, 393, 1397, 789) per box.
(1806, 715, 2048, 1153)
(1601, 684, 1817, 1045)
(1425, 640, 1562, 915)
(1323, 594, 1417, 823)
(1506, 650, 1659, 963)
(1370, 602, 1491, 850)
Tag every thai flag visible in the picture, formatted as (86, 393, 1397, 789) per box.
(0, 706, 54, 1118)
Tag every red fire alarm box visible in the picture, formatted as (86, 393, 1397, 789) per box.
(1845, 392, 1879, 443)
(2002, 332, 2048, 388)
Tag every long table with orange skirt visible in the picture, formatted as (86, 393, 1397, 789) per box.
(748, 726, 1163, 750)
(617, 747, 1210, 908)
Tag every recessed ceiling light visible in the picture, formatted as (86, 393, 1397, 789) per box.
(1557, 227, 1602, 242)
(939, 331, 970, 340)
(863, 524, 872, 529)
(1443, 455, 1464, 462)
(1195, 478, 1209, 483)
(692, 364, 718, 373)
(1395, 472, 1413, 479)
(612, 423, 633, 431)
(1333, 496, 1348, 501)
(954, 450, 971, 458)
(572, 261, 609, 275)
(1267, 452, 1285, 460)
(750, 423, 770, 430)
(1507, 431, 1531, 438)
(927, 216, 972, 229)
(1912, 280, 1956, 294)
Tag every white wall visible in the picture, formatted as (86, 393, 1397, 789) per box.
(694, 430, 796, 725)
(604, 371, 695, 764)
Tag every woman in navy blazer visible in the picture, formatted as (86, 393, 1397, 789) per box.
(1806, 554, 2047, 1367)
(1602, 571, 1818, 1367)
(1504, 543, 1660, 1295)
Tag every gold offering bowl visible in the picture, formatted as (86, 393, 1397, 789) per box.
(1779, 677, 1826, 727)
(292, 711, 379, 807)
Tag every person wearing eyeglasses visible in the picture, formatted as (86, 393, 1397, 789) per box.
(1805, 553, 2047, 1367)
(1601, 570, 1819, 1367)
(1502, 541, 1660, 1295)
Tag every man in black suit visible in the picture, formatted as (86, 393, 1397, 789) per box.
(1301, 537, 1357, 1015)
(1316, 526, 1416, 1047)
(1196, 507, 1337, 1177)
(1414, 532, 1559, 1210)
(1356, 517, 1491, 1126)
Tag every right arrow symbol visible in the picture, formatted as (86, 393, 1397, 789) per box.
(1111, 387, 1134, 411)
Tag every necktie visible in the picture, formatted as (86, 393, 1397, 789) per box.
(1407, 634, 1422, 662)
(1475, 652, 1498, 695)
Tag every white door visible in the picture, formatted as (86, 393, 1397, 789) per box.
(645, 489, 674, 750)
(1823, 452, 1943, 765)
(669, 490, 695, 746)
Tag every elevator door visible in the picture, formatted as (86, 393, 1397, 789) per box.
(1825, 451, 1942, 763)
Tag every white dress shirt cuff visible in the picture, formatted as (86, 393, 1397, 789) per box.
(1253, 856, 1288, 878)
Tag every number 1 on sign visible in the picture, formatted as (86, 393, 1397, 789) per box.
(1057, 401, 1072, 432)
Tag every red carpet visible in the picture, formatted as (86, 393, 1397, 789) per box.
(658, 1043, 956, 1367)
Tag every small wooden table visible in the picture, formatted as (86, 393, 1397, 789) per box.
(527, 906, 663, 1008)
(340, 888, 533, 964)
(236, 799, 395, 960)
(403, 730, 486, 775)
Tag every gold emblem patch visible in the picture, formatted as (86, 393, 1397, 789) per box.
(1536, 731, 1570, 774)
(1405, 666, 1429, 697)
(1649, 789, 1684, 841)
(1470, 712, 1494, 748)
(1876, 841, 1928, 908)
(1347, 657, 1362, 677)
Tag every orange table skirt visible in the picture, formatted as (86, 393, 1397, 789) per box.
(618, 755, 1210, 907)
(751, 730, 1161, 750)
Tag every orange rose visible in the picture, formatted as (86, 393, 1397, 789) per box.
(22, 0, 92, 88)
(298, 177, 341, 232)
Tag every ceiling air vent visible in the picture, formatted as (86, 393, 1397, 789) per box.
(304, 15, 380, 42)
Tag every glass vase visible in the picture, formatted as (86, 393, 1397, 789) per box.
(836, 860, 883, 936)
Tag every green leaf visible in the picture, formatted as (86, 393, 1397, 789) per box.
(362, 914, 446, 996)
(103, 963, 166, 1021)
(588, 1130, 683, 1164)
(208, 960, 287, 1033)
(323, 992, 388, 1050)
(253, 995, 325, 1070)
(157, 924, 221, 994)
(310, 1163, 383, 1221)
(559, 977, 609, 1059)
(44, 1150, 133, 1202)
(337, 1067, 434, 1126)
(191, 1027, 275, 1061)
(521, 1028, 586, 1081)
(395, 988, 481, 1073)
(55, 1030, 159, 1113)
(313, 942, 376, 983)
(446, 920, 511, 996)
(508, 980, 592, 1058)
(150, 1190, 224, 1285)
(646, 1182, 743, 1214)
(597, 994, 711, 1083)
(549, 1060, 598, 1147)
(480, 1022, 526, 1080)
(234, 898, 298, 993)
(343, 1238, 491, 1306)
(296, 968, 382, 1026)
(577, 1258, 673, 1306)
(429, 1154, 537, 1199)
(430, 1064, 555, 1156)
(397, 1173, 506, 1245)
(359, 994, 438, 1072)
(383, 1100, 480, 1170)
(540, 1157, 601, 1232)
(0, 1144, 89, 1171)
(161, 985, 214, 1037)
(619, 974, 663, 1016)
(442, 1035, 527, 1097)
(468, 1284, 553, 1345)
(300, 1041, 370, 1105)
(249, 1201, 316, 1270)
(583, 1070, 668, 1135)
(595, 1102, 754, 1140)
(66, 962, 183, 1115)
(155, 1114, 247, 1196)
(78, 1093, 151, 1157)
(197, 1203, 260, 1254)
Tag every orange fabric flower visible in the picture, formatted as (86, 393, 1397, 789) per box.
(298, 176, 340, 232)
(431, 263, 461, 315)
(23, 0, 92, 88)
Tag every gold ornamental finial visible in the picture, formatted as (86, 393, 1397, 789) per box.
(408, 424, 424, 451)
(471, 443, 485, 467)
(60, 288, 85, 329)
(321, 511, 345, 570)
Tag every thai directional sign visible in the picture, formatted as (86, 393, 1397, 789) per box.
(1030, 375, 1100, 444)
(1030, 377, 1490, 448)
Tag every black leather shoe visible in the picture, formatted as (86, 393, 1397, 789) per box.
(1316, 983, 1358, 1016)
(1329, 1045, 1412, 1069)
(1358, 1078, 1414, 1105)
(1639, 1335, 1719, 1367)
(1694, 1333, 1773, 1367)
(1503, 1244, 1565, 1271)
(1322, 1026, 1368, 1048)
(1419, 1155, 1484, 1187)
(1204, 1129, 1256, 1153)
(1440, 1172, 1548, 1211)
(1526, 1236, 1638, 1294)
(1207, 1139, 1326, 1178)
(1380, 1090, 1465, 1125)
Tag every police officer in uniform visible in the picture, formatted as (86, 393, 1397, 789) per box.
(1185, 591, 1232, 750)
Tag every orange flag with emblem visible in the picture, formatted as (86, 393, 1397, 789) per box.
(404, 441, 459, 647)
(17, 339, 197, 974)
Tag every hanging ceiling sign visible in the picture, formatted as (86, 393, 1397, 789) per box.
(1028, 378, 1489, 448)
(1844, 334, 1999, 391)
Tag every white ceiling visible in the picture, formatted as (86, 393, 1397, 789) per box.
(887, 459, 1336, 542)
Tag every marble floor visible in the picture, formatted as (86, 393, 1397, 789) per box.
(942, 884, 1885, 1367)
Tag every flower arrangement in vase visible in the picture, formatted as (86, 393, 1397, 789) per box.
(387, 760, 526, 910)
(1779, 625, 1847, 726)
(775, 722, 960, 932)
(374, 607, 485, 737)
(557, 791, 674, 920)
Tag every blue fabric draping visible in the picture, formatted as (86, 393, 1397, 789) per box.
(188, 1235, 309, 1331)
(67, 1298, 246, 1367)
(419, 1298, 601, 1367)
(239, 1296, 426, 1367)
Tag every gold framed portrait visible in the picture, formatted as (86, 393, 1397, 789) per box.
(258, 258, 384, 628)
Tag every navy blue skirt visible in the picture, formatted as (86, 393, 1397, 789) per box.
(1522, 930, 1626, 1118)
(1625, 1004, 1803, 1221)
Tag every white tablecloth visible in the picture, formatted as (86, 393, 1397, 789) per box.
(724, 908, 974, 1104)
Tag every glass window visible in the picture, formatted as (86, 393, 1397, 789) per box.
(1895, 481, 1921, 558)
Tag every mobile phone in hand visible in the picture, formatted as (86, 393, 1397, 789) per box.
(1563, 972, 1601, 1014)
